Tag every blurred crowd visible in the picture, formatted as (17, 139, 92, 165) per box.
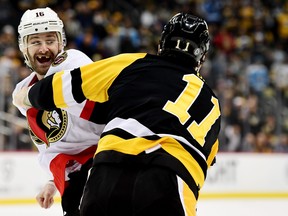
(1, 0, 288, 153)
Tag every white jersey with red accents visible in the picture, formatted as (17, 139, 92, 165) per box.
(12, 49, 104, 194)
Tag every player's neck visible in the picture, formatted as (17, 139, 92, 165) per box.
(36, 73, 45, 80)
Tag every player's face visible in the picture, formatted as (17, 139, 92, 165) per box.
(26, 32, 60, 77)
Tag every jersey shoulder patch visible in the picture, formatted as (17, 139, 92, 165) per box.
(27, 108, 69, 147)
(52, 51, 68, 66)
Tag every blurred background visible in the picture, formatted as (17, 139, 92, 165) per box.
(2, 0, 288, 153)
(0, 0, 288, 215)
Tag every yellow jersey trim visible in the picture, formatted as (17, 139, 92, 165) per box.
(96, 135, 205, 188)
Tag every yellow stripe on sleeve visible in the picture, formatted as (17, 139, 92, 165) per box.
(79, 53, 147, 102)
(52, 70, 67, 108)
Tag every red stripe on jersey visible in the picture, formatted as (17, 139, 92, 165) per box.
(27, 108, 49, 145)
(80, 100, 95, 120)
(50, 145, 97, 195)
(29, 75, 39, 86)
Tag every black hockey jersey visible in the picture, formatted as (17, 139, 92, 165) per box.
(28, 53, 221, 199)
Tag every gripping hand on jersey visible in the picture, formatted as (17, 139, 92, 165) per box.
(12, 86, 32, 109)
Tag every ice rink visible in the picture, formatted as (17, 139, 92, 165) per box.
(1, 153, 287, 215)
(1, 198, 288, 216)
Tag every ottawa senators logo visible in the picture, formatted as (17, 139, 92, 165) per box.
(27, 108, 68, 147)
(52, 51, 68, 66)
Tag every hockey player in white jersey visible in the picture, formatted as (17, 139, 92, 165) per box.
(12, 7, 105, 216)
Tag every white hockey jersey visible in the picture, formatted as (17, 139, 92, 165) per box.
(12, 49, 105, 194)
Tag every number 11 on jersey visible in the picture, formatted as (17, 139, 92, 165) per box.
(163, 74, 220, 146)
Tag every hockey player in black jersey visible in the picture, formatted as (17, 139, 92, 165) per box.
(14, 12, 221, 216)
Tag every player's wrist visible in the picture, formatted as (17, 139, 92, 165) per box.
(23, 87, 32, 107)
(47, 180, 55, 186)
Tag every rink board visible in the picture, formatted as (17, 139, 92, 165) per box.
(0, 152, 288, 205)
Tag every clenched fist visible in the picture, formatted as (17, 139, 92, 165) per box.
(36, 181, 57, 209)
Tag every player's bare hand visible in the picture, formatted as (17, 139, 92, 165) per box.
(36, 181, 57, 209)
(12, 86, 32, 109)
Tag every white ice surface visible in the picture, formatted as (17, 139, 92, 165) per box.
(1, 199, 287, 216)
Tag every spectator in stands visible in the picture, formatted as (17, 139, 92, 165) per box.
(3, 0, 288, 153)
